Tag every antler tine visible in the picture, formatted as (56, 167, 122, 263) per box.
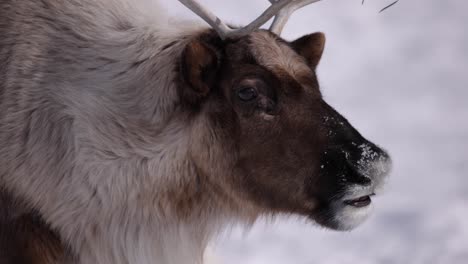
(179, 0, 292, 39)
(178, 0, 320, 39)
(269, 0, 321, 35)
(223, 0, 293, 38)
(178, 0, 233, 39)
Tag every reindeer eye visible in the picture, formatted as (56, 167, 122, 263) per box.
(237, 87, 258, 101)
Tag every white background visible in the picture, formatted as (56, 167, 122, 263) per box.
(162, 1, 468, 263)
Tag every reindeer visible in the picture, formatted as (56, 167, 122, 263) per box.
(0, 0, 391, 263)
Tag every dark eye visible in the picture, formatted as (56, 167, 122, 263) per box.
(237, 87, 258, 101)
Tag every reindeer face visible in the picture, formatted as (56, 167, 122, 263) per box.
(181, 30, 391, 230)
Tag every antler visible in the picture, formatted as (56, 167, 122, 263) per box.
(178, 0, 321, 39)
(268, 0, 321, 34)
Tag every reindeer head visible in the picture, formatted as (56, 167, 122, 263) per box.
(179, 1, 391, 230)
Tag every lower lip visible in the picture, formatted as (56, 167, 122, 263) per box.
(344, 195, 372, 208)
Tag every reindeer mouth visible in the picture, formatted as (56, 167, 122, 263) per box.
(343, 194, 374, 208)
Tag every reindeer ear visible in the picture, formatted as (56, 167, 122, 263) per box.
(291, 32, 325, 70)
(180, 36, 220, 105)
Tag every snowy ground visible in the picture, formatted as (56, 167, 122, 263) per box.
(163, 1, 468, 263)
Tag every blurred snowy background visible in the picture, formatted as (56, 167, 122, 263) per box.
(162, 0, 468, 263)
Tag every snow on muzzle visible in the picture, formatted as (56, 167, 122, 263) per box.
(316, 102, 392, 230)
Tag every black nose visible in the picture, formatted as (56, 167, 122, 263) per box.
(346, 166, 372, 186)
(321, 142, 390, 188)
(345, 142, 391, 184)
(321, 102, 391, 186)
(321, 146, 374, 186)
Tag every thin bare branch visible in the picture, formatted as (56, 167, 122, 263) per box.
(379, 0, 399, 13)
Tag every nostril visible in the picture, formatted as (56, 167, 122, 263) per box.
(344, 160, 372, 186)
(348, 172, 372, 186)
(357, 175, 372, 185)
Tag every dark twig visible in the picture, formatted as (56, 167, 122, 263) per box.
(379, 0, 399, 13)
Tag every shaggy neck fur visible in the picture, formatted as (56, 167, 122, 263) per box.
(0, 1, 252, 263)
(51, 20, 229, 264)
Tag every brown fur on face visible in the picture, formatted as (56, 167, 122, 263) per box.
(182, 31, 328, 216)
(182, 30, 390, 228)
